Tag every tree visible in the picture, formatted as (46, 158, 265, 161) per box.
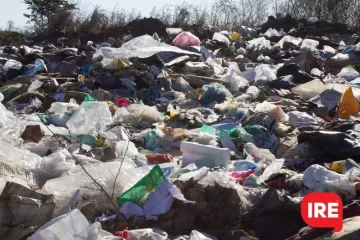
(6, 20, 15, 32)
(23, 0, 76, 27)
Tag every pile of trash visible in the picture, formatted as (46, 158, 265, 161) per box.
(1, 15, 360, 240)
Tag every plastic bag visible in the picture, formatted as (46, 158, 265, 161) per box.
(117, 165, 165, 207)
(336, 86, 360, 119)
(259, 158, 285, 183)
(28, 209, 89, 240)
(24, 59, 47, 75)
(300, 39, 319, 50)
(337, 66, 360, 81)
(287, 111, 318, 127)
(275, 36, 302, 49)
(66, 102, 113, 135)
(200, 83, 233, 105)
(224, 68, 249, 91)
(40, 152, 76, 179)
(213, 32, 230, 46)
(247, 37, 271, 52)
(127, 104, 162, 125)
(254, 64, 277, 86)
(172, 31, 201, 48)
(115, 140, 139, 159)
(28, 79, 43, 92)
(255, 101, 288, 122)
(173, 77, 194, 93)
(263, 28, 283, 38)
(42, 161, 143, 213)
(303, 164, 357, 198)
(3, 59, 23, 72)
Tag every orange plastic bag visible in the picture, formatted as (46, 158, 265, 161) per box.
(336, 86, 360, 119)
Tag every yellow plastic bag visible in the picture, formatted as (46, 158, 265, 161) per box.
(336, 86, 360, 119)
(229, 32, 241, 41)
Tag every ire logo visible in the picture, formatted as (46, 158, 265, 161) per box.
(301, 192, 343, 232)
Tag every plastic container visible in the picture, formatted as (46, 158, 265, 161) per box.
(180, 141, 231, 168)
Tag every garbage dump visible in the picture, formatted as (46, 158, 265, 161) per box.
(1, 14, 360, 240)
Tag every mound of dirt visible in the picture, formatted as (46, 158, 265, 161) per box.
(125, 18, 168, 37)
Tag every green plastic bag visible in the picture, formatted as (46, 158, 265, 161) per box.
(84, 94, 95, 102)
(201, 124, 217, 135)
(37, 114, 51, 125)
(116, 165, 165, 207)
(219, 127, 239, 139)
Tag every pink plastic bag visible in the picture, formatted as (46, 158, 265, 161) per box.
(172, 31, 201, 48)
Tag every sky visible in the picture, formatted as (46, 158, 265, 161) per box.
(0, 0, 210, 29)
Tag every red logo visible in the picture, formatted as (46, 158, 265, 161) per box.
(301, 192, 343, 232)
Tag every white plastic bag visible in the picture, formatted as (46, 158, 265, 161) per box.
(223, 68, 249, 91)
(254, 64, 277, 85)
(337, 66, 360, 81)
(303, 164, 357, 198)
(67, 102, 113, 135)
(212, 32, 230, 46)
(300, 39, 319, 50)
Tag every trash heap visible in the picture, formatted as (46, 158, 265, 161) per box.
(1, 16, 360, 240)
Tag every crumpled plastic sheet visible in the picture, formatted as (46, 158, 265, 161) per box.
(93, 35, 200, 62)
(303, 164, 357, 198)
(41, 160, 150, 214)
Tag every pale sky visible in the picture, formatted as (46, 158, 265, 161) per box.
(1, 0, 210, 29)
